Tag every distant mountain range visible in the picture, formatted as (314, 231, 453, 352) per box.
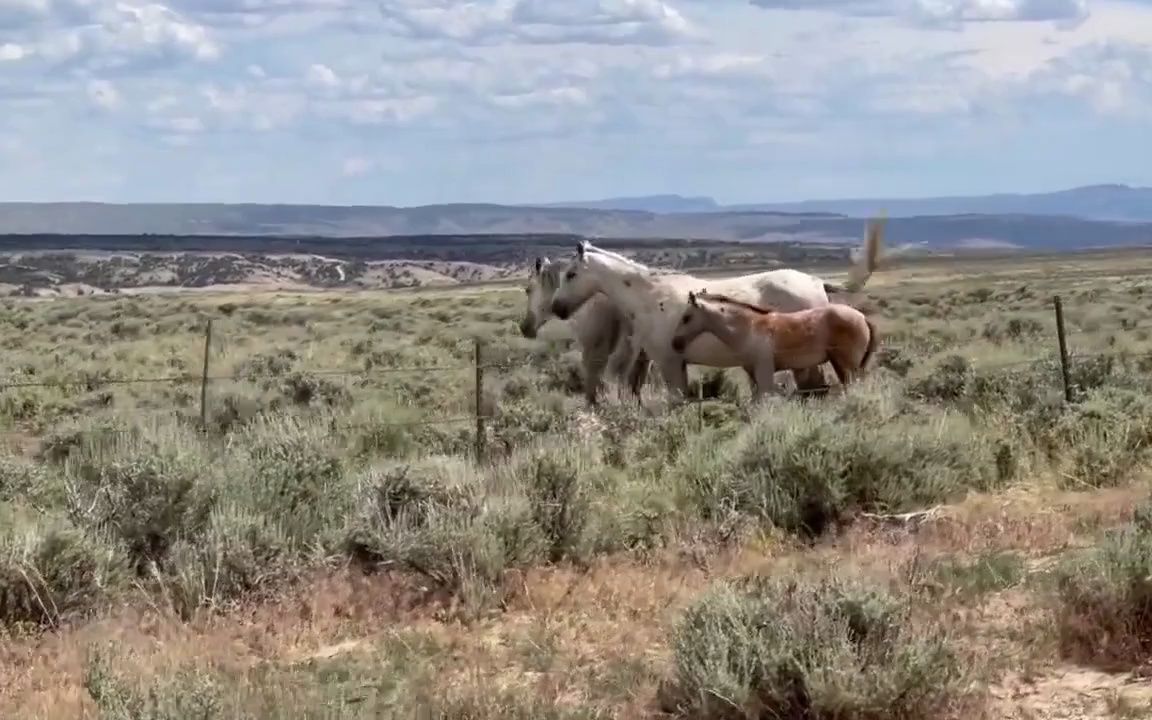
(1, 183, 1151, 252)
(540, 184, 1152, 222)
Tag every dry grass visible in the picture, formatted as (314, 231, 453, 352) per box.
(4, 249, 1152, 718)
(3, 486, 1147, 718)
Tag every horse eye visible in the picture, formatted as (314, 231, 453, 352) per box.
(565, 271, 576, 280)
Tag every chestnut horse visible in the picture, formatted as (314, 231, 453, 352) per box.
(670, 290, 879, 401)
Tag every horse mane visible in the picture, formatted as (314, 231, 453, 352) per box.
(584, 244, 649, 272)
(583, 243, 681, 277)
(537, 259, 564, 288)
(697, 292, 774, 315)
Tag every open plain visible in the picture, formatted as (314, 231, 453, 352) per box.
(3, 247, 1152, 718)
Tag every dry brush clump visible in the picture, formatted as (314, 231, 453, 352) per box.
(1052, 502, 1152, 670)
(670, 377, 1020, 539)
(660, 573, 979, 720)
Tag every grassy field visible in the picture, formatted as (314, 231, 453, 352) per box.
(4, 249, 1152, 718)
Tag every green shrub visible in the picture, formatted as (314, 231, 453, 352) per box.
(342, 458, 536, 604)
(915, 551, 1026, 601)
(0, 454, 62, 507)
(1039, 387, 1152, 489)
(63, 432, 214, 574)
(37, 416, 142, 465)
(522, 453, 591, 563)
(164, 506, 292, 620)
(674, 388, 1010, 538)
(0, 515, 129, 627)
(661, 574, 972, 719)
(231, 416, 350, 551)
(487, 394, 578, 456)
(1052, 504, 1152, 668)
(84, 645, 227, 720)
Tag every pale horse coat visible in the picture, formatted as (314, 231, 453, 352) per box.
(548, 221, 883, 398)
(519, 257, 649, 404)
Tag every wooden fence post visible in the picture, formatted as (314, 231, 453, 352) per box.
(474, 339, 485, 462)
(200, 319, 213, 428)
(1053, 296, 1073, 403)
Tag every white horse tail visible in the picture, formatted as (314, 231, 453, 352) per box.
(842, 215, 886, 293)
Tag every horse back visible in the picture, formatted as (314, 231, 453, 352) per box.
(714, 272, 829, 313)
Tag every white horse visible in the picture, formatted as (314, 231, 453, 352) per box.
(548, 219, 885, 399)
(519, 256, 649, 405)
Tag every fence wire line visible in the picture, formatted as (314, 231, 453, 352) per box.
(1, 348, 1148, 438)
(0, 415, 483, 440)
(2, 346, 1151, 393)
(0, 361, 519, 391)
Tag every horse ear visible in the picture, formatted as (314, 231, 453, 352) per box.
(533, 257, 543, 274)
(576, 240, 587, 259)
(688, 291, 697, 306)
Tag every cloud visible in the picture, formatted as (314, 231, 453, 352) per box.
(749, 0, 1088, 24)
(376, 0, 697, 46)
(652, 52, 770, 80)
(0, 43, 27, 61)
(2, 0, 219, 71)
(2, 0, 1152, 205)
(166, 0, 350, 26)
(1022, 41, 1152, 117)
(341, 155, 374, 176)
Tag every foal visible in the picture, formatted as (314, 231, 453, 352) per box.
(669, 290, 879, 401)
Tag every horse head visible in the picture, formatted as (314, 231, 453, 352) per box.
(520, 255, 555, 338)
(672, 289, 710, 353)
(550, 244, 598, 320)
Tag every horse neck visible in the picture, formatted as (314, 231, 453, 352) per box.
(588, 258, 654, 317)
(702, 305, 748, 347)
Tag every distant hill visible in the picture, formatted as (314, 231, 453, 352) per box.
(535, 194, 722, 213)
(2, 183, 1152, 251)
(553, 184, 1152, 223)
(730, 184, 1152, 223)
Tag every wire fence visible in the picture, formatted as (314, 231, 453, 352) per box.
(0, 294, 1143, 457)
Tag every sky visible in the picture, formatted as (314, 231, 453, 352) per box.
(2, 0, 1152, 206)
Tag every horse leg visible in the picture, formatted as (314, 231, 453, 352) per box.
(581, 348, 609, 407)
(792, 365, 829, 400)
(656, 353, 691, 401)
(606, 334, 634, 401)
(627, 348, 651, 404)
(828, 355, 851, 394)
(743, 364, 759, 399)
(752, 357, 778, 405)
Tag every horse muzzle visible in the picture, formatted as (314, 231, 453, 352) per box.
(519, 320, 537, 339)
(551, 301, 571, 320)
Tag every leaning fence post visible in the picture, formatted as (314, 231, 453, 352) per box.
(474, 339, 485, 462)
(200, 319, 213, 428)
(1053, 295, 1073, 403)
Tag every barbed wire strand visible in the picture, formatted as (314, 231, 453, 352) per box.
(2, 347, 1147, 437)
(0, 415, 482, 440)
(3, 346, 1151, 393)
(0, 361, 521, 391)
